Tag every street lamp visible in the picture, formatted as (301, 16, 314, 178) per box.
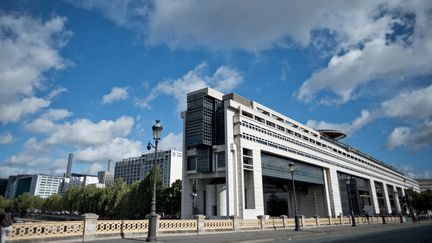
(289, 162, 300, 231)
(345, 176, 356, 227)
(191, 192, 197, 215)
(146, 120, 163, 242)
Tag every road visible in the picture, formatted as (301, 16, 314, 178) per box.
(84, 222, 432, 243)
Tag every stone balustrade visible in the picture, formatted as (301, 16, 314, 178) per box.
(8, 215, 405, 242)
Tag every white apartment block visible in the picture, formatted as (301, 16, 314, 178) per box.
(114, 149, 183, 186)
(8, 174, 63, 199)
(181, 87, 419, 219)
(61, 173, 104, 192)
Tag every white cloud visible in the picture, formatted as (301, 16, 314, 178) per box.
(307, 85, 432, 135)
(0, 14, 71, 123)
(41, 108, 73, 121)
(75, 137, 143, 162)
(45, 116, 134, 146)
(297, 2, 432, 104)
(159, 132, 183, 151)
(137, 63, 243, 112)
(0, 97, 50, 124)
(386, 120, 432, 150)
(83, 163, 104, 175)
(102, 86, 129, 104)
(378, 85, 432, 119)
(0, 132, 14, 145)
(307, 110, 373, 135)
(2, 138, 68, 177)
(65, 0, 149, 28)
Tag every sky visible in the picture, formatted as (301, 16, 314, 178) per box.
(0, 0, 431, 179)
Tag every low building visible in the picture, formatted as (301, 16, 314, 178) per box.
(5, 174, 63, 199)
(61, 173, 104, 192)
(114, 149, 182, 186)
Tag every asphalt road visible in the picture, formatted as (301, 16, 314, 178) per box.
(83, 222, 432, 243)
(277, 224, 432, 243)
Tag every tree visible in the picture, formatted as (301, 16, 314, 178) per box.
(63, 186, 82, 214)
(43, 194, 63, 213)
(160, 179, 182, 217)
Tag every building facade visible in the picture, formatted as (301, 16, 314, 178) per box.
(181, 88, 419, 219)
(415, 179, 432, 192)
(114, 149, 182, 186)
(61, 173, 103, 192)
(6, 174, 63, 199)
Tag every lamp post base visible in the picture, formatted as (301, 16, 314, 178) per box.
(146, 213, 159, 242)
(294, 215, 301, 231)
(351, 214, 356, 227)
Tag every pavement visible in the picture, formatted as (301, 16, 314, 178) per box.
(82, 221, 432, 243)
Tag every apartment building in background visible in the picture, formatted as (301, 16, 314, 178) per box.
(114, 149, 182, 186)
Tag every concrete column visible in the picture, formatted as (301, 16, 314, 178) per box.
(280, 215, 288, 229)
(206, 184, 216, 216)
(225, 109, 237, 217)
(195, 215, 206, 234)
(382, 183, 392, 214)
(257, 215, 267, 231)
(217, 184, 227, 216)
(393, 185, 401, 213)
(81, 213, 99, 241)
(369, 180, 380, 215)
(327, 167, 342, 217)
(322, 168, 333, 217)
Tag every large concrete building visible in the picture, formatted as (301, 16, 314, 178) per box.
(180, 87, 419, 219)
(114, 149, 182, 186)
(6, 174, 63, 199)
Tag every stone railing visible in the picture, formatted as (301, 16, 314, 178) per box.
(8, 215, 405, 242)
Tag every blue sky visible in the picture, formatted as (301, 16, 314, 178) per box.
(0, 0, 431, 178)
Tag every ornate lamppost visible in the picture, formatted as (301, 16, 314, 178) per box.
(345, 176, 356, 227)
(146, 120, 163, 242)
(289, 162, 300, 231)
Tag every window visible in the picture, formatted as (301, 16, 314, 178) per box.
(187, 156, 197, 171)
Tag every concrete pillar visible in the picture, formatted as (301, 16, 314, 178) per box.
(280, 215, 288, 229)
(206, 184, 216, 216)
(81, 213, 99, 241)
(257, 215, 267, 231)
(322, 168, 333, 217)
(382, 183, 392, 214)
(369, 180, 380, 215)
(315, 215, 320, 226)
(327, 167, 342, 217)
(217, 184, 227, 216)
(300, 215, 305, 227)
(195, 215, 206, 234)
(393, 185, 401, 213)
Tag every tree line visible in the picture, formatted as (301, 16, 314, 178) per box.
(0, 166, 182, 219)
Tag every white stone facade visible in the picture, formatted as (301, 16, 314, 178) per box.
(181, 87, 419, 219)
(114, 149, 182, 186)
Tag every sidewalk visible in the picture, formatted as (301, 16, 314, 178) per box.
(84, 221, 431, 243)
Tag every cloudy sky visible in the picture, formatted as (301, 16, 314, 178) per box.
(0, 0, 431, 178)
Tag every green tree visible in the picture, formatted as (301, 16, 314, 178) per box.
(14, 193, 36, 215)
(160, 179, 182, 217)
(99, 179, 129, 219)
(63, 186, 82, 214)
(43, 194, 63, 213)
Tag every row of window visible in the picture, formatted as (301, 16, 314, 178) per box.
(240, 120, 402, 179)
